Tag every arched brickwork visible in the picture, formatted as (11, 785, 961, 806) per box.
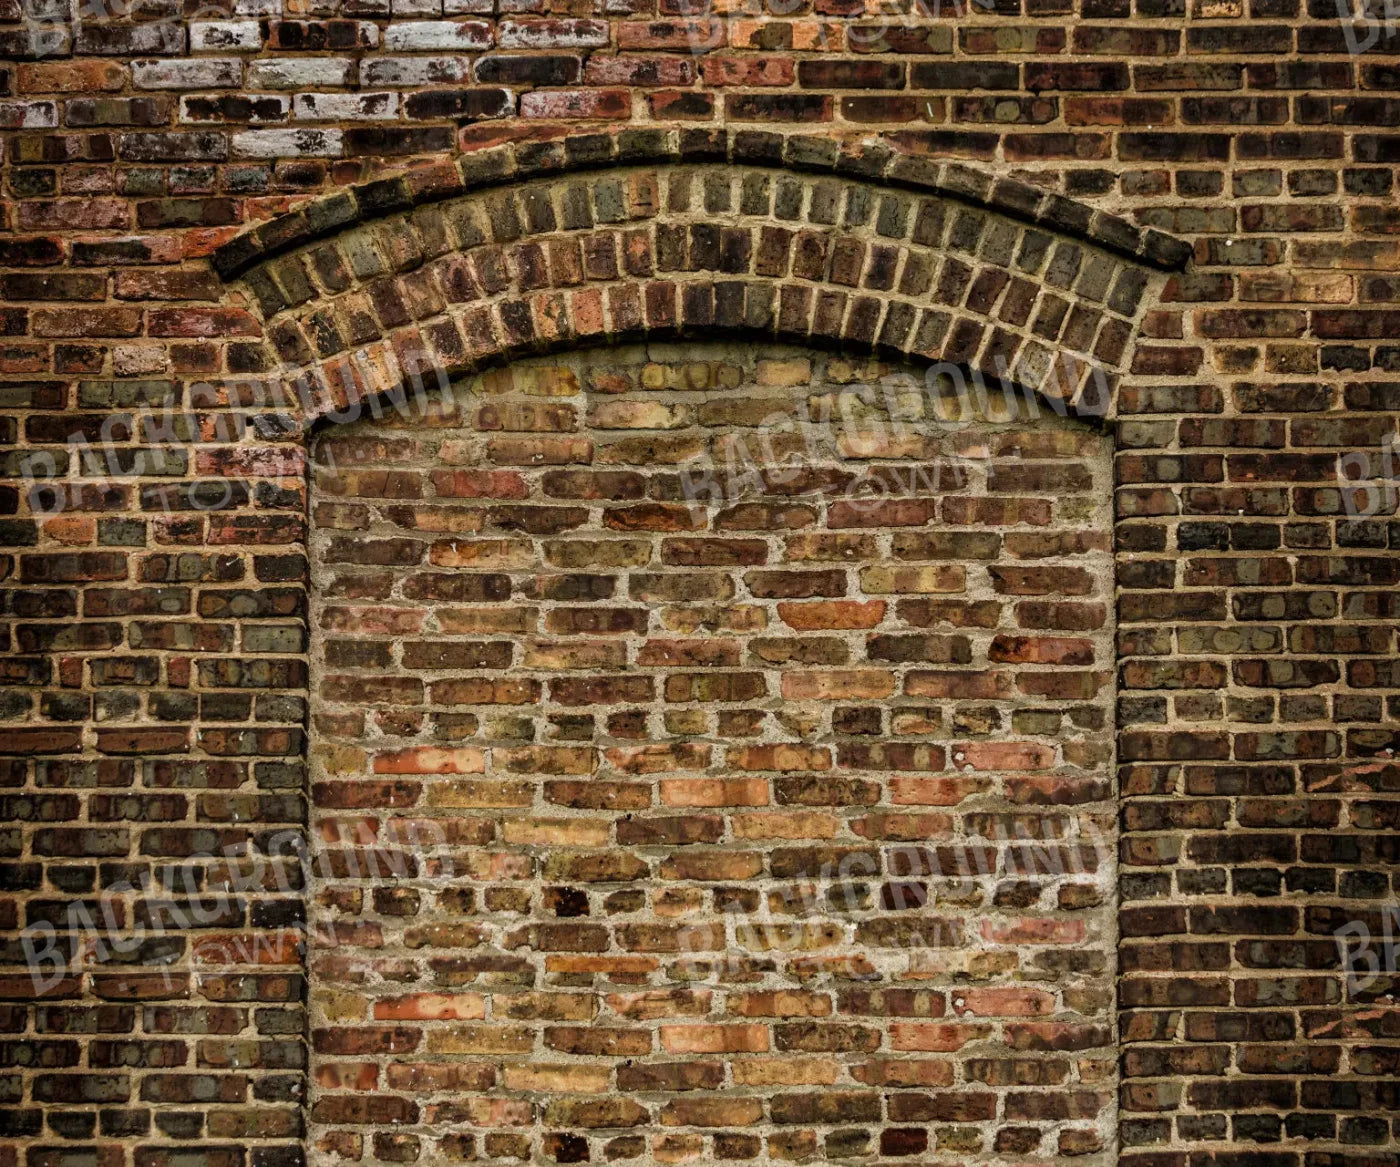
(197, 130, 1182, 1167)
(211, 129, 1189, 429)
(2, 132, 1189, 1167)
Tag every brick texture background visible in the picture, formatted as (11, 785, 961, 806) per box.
(0, 4, 1398, 1167)
(307, 344, 1116, 1164)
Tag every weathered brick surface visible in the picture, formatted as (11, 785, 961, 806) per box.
(307, 344, 1117, 1164)
(221, 152, 1162, 426)
(0, 3, 1397, 1164)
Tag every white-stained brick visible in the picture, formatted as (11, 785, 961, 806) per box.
(359, 55, 472, 85)
(498, 18, 610, 48)
(248, 57, 355, 89)
(381, 20, 492, 49)
(76, 21, 185, 54)
(0, 101, 59, 129)
(133, 57, 243, 89)
(111, 344, 171, 376)
(230, 127, 344, 158)
(293, 92, 401, 121)
(189, 20, 264, 51)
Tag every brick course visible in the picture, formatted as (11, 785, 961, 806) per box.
(0, 8, 1397, 1167)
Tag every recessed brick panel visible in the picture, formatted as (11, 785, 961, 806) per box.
(307, 343, 1116, 1165)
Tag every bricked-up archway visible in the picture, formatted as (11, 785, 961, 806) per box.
(305, 341, 1119, 1165)
(0, 129, 1182, 1167)
(202, 129, 1180, 1167)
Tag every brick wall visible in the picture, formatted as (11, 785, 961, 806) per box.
(0, 5, 1397, 1167)
(307, 343, 1116, 1164)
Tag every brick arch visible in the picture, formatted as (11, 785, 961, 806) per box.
(209, 128, 1189, 429)
(186, 127, 1187, 1165)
